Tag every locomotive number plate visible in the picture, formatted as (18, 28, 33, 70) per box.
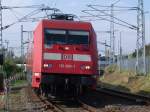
(62, 54, 73, 60)
(59, 64, 75, 68)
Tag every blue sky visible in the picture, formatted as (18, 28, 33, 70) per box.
(2, 0, 150, 56)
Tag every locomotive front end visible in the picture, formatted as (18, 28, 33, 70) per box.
(31, 18, 98, 95)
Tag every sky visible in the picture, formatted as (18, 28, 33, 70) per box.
(2, 0, 150, 56)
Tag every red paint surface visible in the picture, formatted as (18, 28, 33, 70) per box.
(27, 19, 99, 88)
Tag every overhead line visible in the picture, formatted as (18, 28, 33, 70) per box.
(87, 5, 137, 29)
(80, 18, 105, 22)
(112, 0, 121, 5)
(88, 5, 138, 9)
(82, 9, 137, 12)
(1, 5, 61, 30)
(8, 8, 20, 20)
(80, 15, 108, 18)
(2, 5, 44, 9)
(82, 10, 136, 30)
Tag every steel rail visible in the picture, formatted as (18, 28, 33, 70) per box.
(38, 93, 98, 112)
(77, 99, 97, 112)
(39, 96, 66, 112)
(96, 86, 150, 105)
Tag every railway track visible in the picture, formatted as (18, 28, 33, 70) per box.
(26, 86, 150, 112)
(96, 87, 150, 105)
(25, 87, 47, 112)
(41, 95, 97, 112)
(26, 86, 66, 112)
(9, 85, 150, 112)
(39, 96, 66, 112)
(77, 99, 97, 112)
(26, 86, 97, 112)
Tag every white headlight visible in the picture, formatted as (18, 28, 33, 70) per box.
(44, 64, 49, 67)
(34, 73, 40, 76)
(81, 65, 91, 70)
(85, 66, 91, 70)
(65, 47, 69, 50)
(43, 64, 52, 68)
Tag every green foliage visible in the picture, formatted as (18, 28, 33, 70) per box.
(145, 44, 150, 56)
(13, 56, 23, 64)
(11, 80, 27, 87)
(3, 58, 23, 78)
(131, 44, 150, 58)
(132, 49, 137, 57)
(3, 58, 15, 77)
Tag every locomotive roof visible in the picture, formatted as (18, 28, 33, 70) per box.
(41, 19, 92, 25)
(36, 19, 93, 29)
(33, 19, 95, 34)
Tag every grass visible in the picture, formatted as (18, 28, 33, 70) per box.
(100, 65, 150, 97)
(0, 78, 27, 111)
(0, 85, 23, 111)
(11, 80, 27, 88)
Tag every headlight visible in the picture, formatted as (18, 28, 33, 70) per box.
(85, 66, 91, 70)
(43, 64, 52, 68)
(81, 65, 91, 70)
(34, 73, 40, 76)
(43, 64, 48, 68)
(64, 47, 70, 50)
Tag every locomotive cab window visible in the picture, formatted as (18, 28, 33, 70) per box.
(68, 31, 89, 45)
(44, 29, 89, 47)
(44, 29, 66, 47)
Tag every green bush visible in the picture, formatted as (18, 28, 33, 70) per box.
(3, 58, 23, 78)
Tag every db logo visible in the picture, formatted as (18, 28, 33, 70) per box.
(62, 54, 72, 60)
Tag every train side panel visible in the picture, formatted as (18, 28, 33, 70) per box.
(32, 22, 43, 88)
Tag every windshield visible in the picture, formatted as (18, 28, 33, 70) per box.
(68, 31, 89, 44)
(45, 29, 66, 46)
(44, 29, 89, 47)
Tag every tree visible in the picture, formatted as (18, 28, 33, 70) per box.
(3, 58, 16, 77)
(3, 58, 23, 78)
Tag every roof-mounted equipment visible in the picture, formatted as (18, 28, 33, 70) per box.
(51, 13, 75, 21)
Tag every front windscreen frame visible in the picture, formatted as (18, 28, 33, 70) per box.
(44, 28, 90, 47)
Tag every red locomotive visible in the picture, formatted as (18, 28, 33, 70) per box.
(27, 14, 99, 95)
